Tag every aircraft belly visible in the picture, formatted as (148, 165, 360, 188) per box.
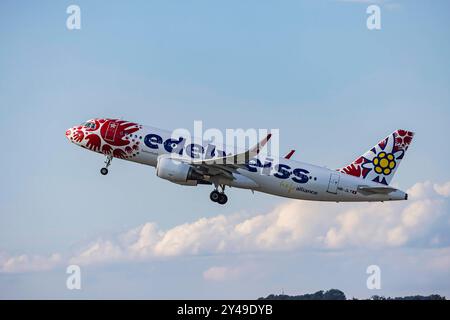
(130, 149, 158, 167)
(241, 170, 324, 201)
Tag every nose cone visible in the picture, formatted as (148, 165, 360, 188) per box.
(65, 126, 83, 144)
(66, 125, 88, 146)
(65, 128, 73, 141)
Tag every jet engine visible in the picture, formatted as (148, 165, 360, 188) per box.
(156, 156, 203, 186)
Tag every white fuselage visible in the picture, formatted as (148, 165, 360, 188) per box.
(66, 120, 407, 202)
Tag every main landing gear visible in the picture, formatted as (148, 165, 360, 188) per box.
(210, 185, 228, 205)
(100, 155, 113, 175)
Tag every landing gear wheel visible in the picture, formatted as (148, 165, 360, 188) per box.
(101, 155, 113, 176)
(218, 193, 228, 205)
(210, 190, 220, 202)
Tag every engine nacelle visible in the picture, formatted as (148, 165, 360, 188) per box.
(156, 156, 203, 185)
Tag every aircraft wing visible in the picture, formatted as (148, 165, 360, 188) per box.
(191, 133, 272, 166)
(183, 133, 272, 182)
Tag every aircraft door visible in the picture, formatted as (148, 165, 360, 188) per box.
(327, 173, 340, 194)
(104, 121, 119, 143)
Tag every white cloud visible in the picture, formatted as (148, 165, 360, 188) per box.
(0, 253, 62, 273)
(2, 180, 450, 273)
(70, 239, 123, 266)
(65, 180, 450, 264)
(203, 266, 243, 282)
(434, 181, 450, 197)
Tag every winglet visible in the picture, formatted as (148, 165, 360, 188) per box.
(284, 149, 295, 159)
(251, 133, 272, 155)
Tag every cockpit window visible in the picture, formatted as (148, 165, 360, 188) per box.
(82, 122, 95, 129)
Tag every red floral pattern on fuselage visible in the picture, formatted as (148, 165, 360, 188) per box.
(67, 118, 143, 160)
(100, 119, 140, 147)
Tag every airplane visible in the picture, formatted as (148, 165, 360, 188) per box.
(65, 118, 414, 205)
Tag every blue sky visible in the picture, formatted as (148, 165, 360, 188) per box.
(1, 0, 450, 299)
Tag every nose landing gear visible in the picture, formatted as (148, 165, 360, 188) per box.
(210, 185, 228, 205)
(100, 155, 113, 175)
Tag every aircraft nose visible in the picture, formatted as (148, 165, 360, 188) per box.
(65, 128, 73, 141)
(65, 126, 80, 142)
(66, 126, 86, 144)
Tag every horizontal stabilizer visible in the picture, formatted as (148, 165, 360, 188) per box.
(358, 186, 397, 194)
